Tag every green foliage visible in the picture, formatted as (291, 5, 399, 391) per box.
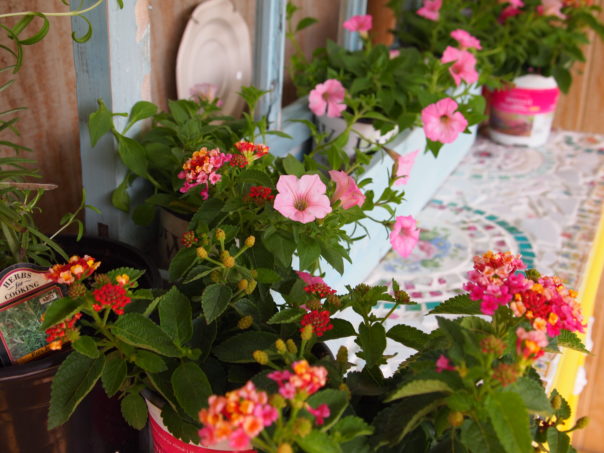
(120, 392, 148, 430)
(112, 313, 182, 357)
(171, 362, 212, 419)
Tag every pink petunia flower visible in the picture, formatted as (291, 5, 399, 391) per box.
(537, 0, 566, 18)
(296, 271, 326, 286)
(273, 174, 332, 224)
(417, 0, 442, 21)
(500, 0, 524, 7)
(394, 150, 420, 186)
(328, 170, 365, 209)
(450, 29, 482, 50)
(499, 5, 522, 22)
(421, 98, 468, 144)
(308, 79, 346, 118)
(343, 14, 373, 32)
(190, 82, 224, 107)
(441, 46, 479, 86)
(390, 215, 420, 258)
(436, 355, 455, 373)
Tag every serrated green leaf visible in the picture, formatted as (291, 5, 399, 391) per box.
(107, 267, 146, 282)
(356, 322, 386, 369)
(112, 313, 182, 357)
(428, 294, 481, 315)
(505, 377, 552, 416)
(297, 237, 321, 270)
(168, 247, 197, 282)
(48, 352, 105, 429)
(238, 168, 273, 187)
(72, 335, 100, 358)
(460, 419, 506, 453)
(386, 379, 453, 402)
(267, 307, 306, 324)
(263, 230, 295, 268)
(387, 324, 430, 350)
(556, 330, 589, 354)
(160, 405, 200, 444)
(296, 430, 341, 453)
(485, 392, 532, 453)
(40, 297, 86, 330)
(255, 267, 281, 284)
(547, 427, 571, 453)
(201, 284, 233, 323)
(214, 331, 279, 363)
(171, 362, 212, 419)
(133, 350, 167, 373)
(332, 416, 374, 443)
(159, 286, 193, 345)
(102, 351, 127, 397)
(120, 392, 148, 430)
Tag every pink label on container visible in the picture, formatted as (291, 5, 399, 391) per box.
(149, 414, 255, 453)
(490, 87, 560, 115)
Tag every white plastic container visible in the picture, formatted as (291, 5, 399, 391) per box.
(488, 74, 560, 147)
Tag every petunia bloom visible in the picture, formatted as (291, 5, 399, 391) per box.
(274, 174, 332, 224)
(329, 170, 365, 209)
(390, 215, 420, 258)
(417, 0, 442, 21)
(342, 14, 372, 32)
(441, 46, 479, 86)
(393, 150, 420, 186)
(308, 79, 346, 118)
(537, 0, 566, 18)
(450, 29, 482, 50)
(499, 5, 522, 22)
(421, 98, 468, 144)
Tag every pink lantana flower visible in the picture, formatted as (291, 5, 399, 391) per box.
(308, 79, 346, 118)
(306, 403, 331, 425)
(273, 174, 332, 224)
(389, 49, 400, 59)
(390, 215, 420, 258)
(441, 46, 479, 86)
(394, 150, 420, 186)
(436, 355, 455, 373)
(500, 0, 524, 7)
(450, 29, 482, 50)
(537, 0, 566, 18)
(499, 5, 522, 22)
(516, 327, 548, 360)
(421, 98, 468, 144)
(328, 170, 365, 209)
(343, 14, 373, 33)
(417, 0, 442, 21)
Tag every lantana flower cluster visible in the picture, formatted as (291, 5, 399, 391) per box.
(45, 255, 101, 285)
(230, 140, 270, 168)
(178, 147, 232, 198)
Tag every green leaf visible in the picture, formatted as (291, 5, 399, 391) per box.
(356, 322, 386, 369)
(386, 379, 453, 402)
(112, 313, 182, 357)
(553, 67, 572, 94)
(88, 99, 113, 147)
(556, 330, 589, 354)
(505, 377, 553, 416)
(267, 307, 306, 324)
(171, 362, 212, 419)
(161, 405, 200, 444)
(428, 294, 481, 315)
(159, 286, 193, 345)
(201, 284, 233, 323)
(189, 198, 223, 230)
(297, 237, 321, 270)
(319, 241, 345, 274)
(485, 392, 532, 453)
(387, 324, 430, 351)
(547, 427, 571, 453)
(168, 247, 197, 282)
(120, 392, 148, 430)
(332, 416, 374, 443)
(305, 389, 348, 430)
(296, 430, 341, 453)
(282, 154, 305, 176)
(133, 350, 167, 373)
(116, 135, 148, 178)
(263, 230, 295, 268)
(40, 297, 85, 330)
(551, 389, 571, 420)
(460, 419, 506, 453)
(320, 318, 357, 341)
(132, 202, 156, 226)
(72, 336, 100, 358)
(255, 268, 281, 284)
(125, 101, 157, 131)
(296, 16, 318, 32)
(111, 175, 131, 212)
(238, 168, 273, 187)
(214, 331, 279, 363)
(48, 352, 105, 429)
(101, 351, 127, 397)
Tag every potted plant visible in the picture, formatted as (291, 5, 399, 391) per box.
(286, 5, 486, 158)
(391, 0, 604, 146)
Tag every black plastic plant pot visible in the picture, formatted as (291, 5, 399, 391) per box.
(0, 235, 160, 453)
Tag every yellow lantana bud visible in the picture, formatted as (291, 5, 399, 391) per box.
(337, 346, 348, 363)
(301, 324, 313, 341)
(223, 256, 235, 268)
(244, 236, 255, 247)
(448, 411, 464, 427)
(277, 443, 293, 453)
(210, 270, 221, 283)
(250, 269, 258, 278)
(238, 279, 249, 291)
(551, 394, 562, 410)
(253, 350, 268, 365)
(292, 418, 312, 437)
(575, 416, 589, 429)
(286, 339, 298, 354)
(275, 339, 287, 354)
(270, 394, 286, 409)
(215, 229, 226, 241)
(196, 247, 208, 260)
(245, 279, 257, 295)
(238, 315, 253, 330)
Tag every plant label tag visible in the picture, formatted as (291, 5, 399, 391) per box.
(0, 264, 65, 367)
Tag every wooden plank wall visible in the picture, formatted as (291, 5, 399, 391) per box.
(554, 0, 604, 134)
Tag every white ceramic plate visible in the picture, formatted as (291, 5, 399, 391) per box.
(176, 0, 252, 117)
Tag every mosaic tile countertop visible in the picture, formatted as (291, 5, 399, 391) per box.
(357, 131, 604, 381)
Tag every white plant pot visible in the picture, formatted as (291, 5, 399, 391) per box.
(316, 115, 399, 157)
(146, 400, 256, 452)
(488, 75, 560, 147)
